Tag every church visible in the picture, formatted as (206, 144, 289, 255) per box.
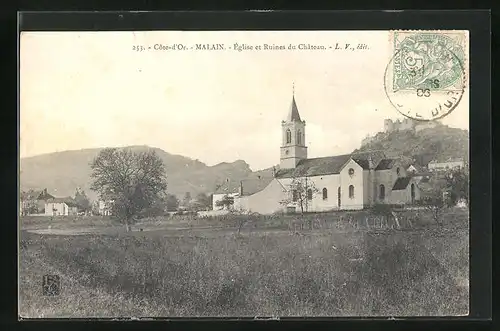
(212, 92, 423, 214)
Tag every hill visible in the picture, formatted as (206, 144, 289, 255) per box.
(20, 125, 468, 202)
(354, 125, 469, 166)
(20, 146, 274, 201)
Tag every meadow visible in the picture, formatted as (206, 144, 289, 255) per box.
(19, 209, 469, 318)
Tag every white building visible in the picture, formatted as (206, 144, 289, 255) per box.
(98, 200, 114, 216)
(213, 92, 423, 214)
(45, 198, 79, 216)
(428, 158, 465, 172)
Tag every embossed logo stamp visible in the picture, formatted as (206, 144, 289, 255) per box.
(42, 274, 60, 296)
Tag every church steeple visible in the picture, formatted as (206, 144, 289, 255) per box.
(280, 83, 307, 169)
(286, 82, 302, 122)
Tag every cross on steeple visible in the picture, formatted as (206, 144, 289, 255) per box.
(292, 81, 295, 96)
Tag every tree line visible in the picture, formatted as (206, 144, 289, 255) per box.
(23, 147, 468, 231)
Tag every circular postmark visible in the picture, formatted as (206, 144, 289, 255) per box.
(384, 32, 466, 121)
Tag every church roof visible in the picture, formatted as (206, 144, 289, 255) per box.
(375, 158, 396, 170)
(351, 158, 371, 170)
(286, 96, 302, 122)
(392, 177, 412, 191)
(275, 154, 351, 178)
(275, 151, 386, 178)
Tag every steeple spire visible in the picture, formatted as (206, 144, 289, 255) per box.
(281, 82, 307, 169)
(287, 82, 302, 122)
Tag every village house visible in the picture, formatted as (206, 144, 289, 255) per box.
(36, 188, 55, 213)
(45, 197, 79, 216)
(98, 200, 114, 216)
(213, 92, 425, 214)
(428, 158, 465, 172)
(20, 188, 55, 215)
(212, 172, 275, 211)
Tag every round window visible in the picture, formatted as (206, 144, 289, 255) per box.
(348, 168, 354, 176)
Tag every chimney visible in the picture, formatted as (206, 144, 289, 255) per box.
(272, 166, 276, 177)
(239, 181, 243, 196)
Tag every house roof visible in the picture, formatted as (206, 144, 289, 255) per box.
(29, 189, 55, 200)
(286, 96, 302, 122)
(408, 163, 423, 172)
(47, 197, 79, 207)
(407, 163, 430, 174)
(213, 180, 239, 195)
(392, 177, 412, 191)
(241, 177, 274, 196)
(213, 171, 275, 196)
(275, 151, 386, 179)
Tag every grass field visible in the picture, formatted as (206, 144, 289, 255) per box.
(19, 209, 469, 318)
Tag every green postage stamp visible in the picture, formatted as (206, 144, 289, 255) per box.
(392, 31, 466, 91)
(385, 30, 468, 121)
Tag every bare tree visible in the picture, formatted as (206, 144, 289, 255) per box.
(421, 193, 447, 225)
(215, 194, 234, 210)
(74, 188, 91, 213)
(90, 148, 167, 231)
(445, 168, 469, 207)
(419, 175, 450, 225)
(280, 176, 319, 216)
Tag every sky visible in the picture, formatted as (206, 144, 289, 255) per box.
(20, 31, 469, 171)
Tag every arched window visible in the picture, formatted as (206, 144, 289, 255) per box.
(379, 184, 385, 200)
(292, 190, 298, 202)
(322, 188, 328, 200)
(286, 129, 292, 144)
(297, 130, 302, 145)
(349, 185, 354, 199)
(307, 188, 313, 200)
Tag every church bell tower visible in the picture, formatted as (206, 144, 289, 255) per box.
(280, 84, 307, 169)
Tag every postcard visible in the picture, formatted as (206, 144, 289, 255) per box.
(19, 29, 469, 318)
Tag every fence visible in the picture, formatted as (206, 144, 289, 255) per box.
(285, 208, 467, 233)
